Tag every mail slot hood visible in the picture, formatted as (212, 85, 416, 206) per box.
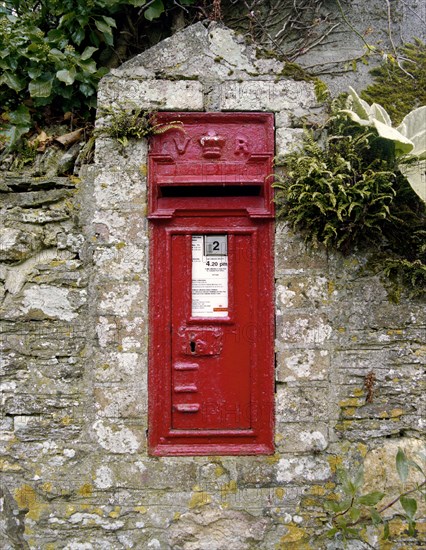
(148, 112, 275, 219)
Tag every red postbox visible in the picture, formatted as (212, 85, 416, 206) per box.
(148, 112, 274, 455)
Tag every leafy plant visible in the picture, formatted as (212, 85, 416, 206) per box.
(96, 104, 183, 146)
(274, 118, 399, 254)
(325, 448, 426, 542)
(274, 99, 426, 296)
(341, 87, 426, 202)
(0, 0, 195, 152)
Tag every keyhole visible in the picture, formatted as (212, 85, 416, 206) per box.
(190, 341, 196, 353)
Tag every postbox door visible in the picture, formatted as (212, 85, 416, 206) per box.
(171, 232, 253, 431)
(148, 219, 274, 455)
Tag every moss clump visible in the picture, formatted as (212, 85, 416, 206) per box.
(280, 61, 312, 81)
(361, 39, 426, 125)
(279, 62, 329, 102)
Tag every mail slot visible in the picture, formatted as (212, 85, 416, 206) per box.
(148, 113, 274, 455)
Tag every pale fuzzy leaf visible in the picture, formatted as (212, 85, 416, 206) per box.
(397, 106, 426, 159)
(370, 103, 392, 126)
(340, 110, 372, 126)
(372, 119, 414, 156)
(399, 160, 426, 203)
(347, 86, 371, 121)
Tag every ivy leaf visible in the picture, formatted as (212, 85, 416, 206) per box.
(144, 0, 165, 21)
(71, 27, 85, 45)
(0, 106, 31, 148)
(94, 16, 117, 39)
(28, 67, 42, 79)
(396, 448, 409, 483)
(29, 78, 53, 98)
(79, 82, 95, 97)
(358, 491, 385, 506)
(89, 30, 100, 47)
(0, 124, 29, 148)
(95, 67, 110, 79)
(77, 59, 97, 74)
(102, 15, 117, 28)
(8, 105, 31, 127)
(59, 13, 75, 27)
(400, 495, 417, 519)
(81, 46, 98, 61)
(47, 29, 68, 49)
(0, 71, 26, 91)
(94, 18, 114, 37)
(56, 67, 77, 85)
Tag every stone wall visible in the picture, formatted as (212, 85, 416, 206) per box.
(221, 0, 426, 95)
(1, 21, 425, 549)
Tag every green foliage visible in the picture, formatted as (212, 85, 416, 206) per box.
(325, 449, 426, 542)
(274, 118, 398, 254)
(96, 104, 183, 146)
(0, 0, 195, 151)
(361, 39, 426, 125)
(274, 104, 426, 296)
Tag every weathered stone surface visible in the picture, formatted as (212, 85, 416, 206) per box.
(0, 484, 29, 549)
(1, 19, 425, 550)
(275, 127, 305, 156)
(116, 22, 285, 83)
(276, 348, 330, 382)
(219, 80, 316, 112)
(98, 79, 204, 111)
(168, 507, 271, 550)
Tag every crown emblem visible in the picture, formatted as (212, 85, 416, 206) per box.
(199, 131, 226, 158)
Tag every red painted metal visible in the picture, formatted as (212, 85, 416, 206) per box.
(148, 113, 275, 456)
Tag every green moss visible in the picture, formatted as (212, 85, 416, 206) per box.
(279, 62, 329, 102)
(314, 80, 329, 103)
(361, 39, 426, 125)
(280, 62, 311, 81)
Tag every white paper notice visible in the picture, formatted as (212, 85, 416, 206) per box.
(192, 235, 228, 318)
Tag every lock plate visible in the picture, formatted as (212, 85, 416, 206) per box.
(178, 326, 223, 356)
